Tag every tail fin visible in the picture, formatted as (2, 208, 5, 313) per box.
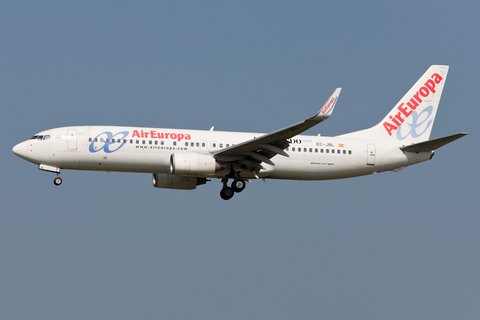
(339, 65, 449, 144)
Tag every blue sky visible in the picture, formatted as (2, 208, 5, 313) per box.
(1, 1, 479, 319)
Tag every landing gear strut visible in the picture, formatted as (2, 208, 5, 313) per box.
(219, 177, 246, 200)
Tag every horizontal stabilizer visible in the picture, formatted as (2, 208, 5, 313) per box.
(400, 133, 468, 152)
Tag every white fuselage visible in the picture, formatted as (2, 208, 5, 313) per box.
(13, 125, 432, 181)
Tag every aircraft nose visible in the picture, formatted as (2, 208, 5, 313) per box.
(12, 141, 28, 159)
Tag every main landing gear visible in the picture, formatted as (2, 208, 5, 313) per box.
(220, 178, 246, 200)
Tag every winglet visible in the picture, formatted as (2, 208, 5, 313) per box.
(310, 88, 342, 120)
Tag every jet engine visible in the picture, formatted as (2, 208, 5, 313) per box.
(152, 174, 207, 190)
(169, 153, 225, 176)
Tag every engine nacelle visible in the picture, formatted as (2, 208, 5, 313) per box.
(152, 174, 207, 190)
(170, 153, 224, 176)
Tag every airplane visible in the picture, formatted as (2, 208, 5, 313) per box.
(12, 65, 467, 200)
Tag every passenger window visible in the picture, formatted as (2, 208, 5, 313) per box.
(142, 140, 145, 144)
(136, 140, 139, 144)
(219, 143, 223, 148)
(191, 142, 194, 147)
(321, 149, 324, 153)
(309, 148, 312, 152)
(349, 150, 352, 155)
(173, 141, 177, 146)
(326, 149, 329, 153)
(130, 139, 133, 144)
(149, 140, 152, 145)
(213, 143, 216, 148)
(331, 149, 334, 153)
(337, 150, 340, 154)
(315, 148, 318, 153)
(95, 138, 98, 142)
(196, 142, 199, 147)
(185, 142, 188, 146)
(100, 138, 104, 142)
(292, 147, 295, 151)
(89, 138, 92, 142)
(123, 139, 127, 143)
(343, 150, 346, 154)
(161, 141, 164, 145)
(226, 144, 230, 147)
(202, 143, 205, 147)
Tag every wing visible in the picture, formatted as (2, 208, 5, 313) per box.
(213, 88, 341, 173)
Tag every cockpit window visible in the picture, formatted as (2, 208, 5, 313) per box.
(30, 135, 50, 140)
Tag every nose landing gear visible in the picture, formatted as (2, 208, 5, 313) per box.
(38, 164, 63, 186)
(53, 173, 62, 186)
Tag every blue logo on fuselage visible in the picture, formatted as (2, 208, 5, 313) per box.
(89, 131, 129, 153)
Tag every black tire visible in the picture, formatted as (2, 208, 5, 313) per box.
(231, 179, 246, 193)
(220, 187, 234, 200)
(54, 177, 62, 186)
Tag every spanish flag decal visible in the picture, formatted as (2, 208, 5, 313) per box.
(339, 144, 344, 147)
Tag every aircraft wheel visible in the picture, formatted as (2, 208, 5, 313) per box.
(54, 177, 62, 186)
(232, 179, 246, 193)
(220, 187, 234, 200)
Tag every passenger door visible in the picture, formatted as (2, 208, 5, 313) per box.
(67, 129, 77, 150)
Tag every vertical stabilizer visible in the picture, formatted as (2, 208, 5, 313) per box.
(338, 65, 449, 144)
